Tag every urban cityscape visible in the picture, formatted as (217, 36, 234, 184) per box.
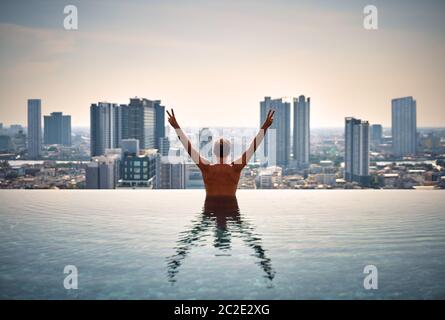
(1, 0, 445, 305)
(0, 95, 444, 190)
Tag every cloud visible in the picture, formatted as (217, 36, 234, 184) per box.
(0, 23, 76, 74)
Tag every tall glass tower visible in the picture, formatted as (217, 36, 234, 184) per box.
(90, 102, 117, 157)
(260, 97, 290, 167)
(345, 117, 370, 185)
(43, 112, 71, 146)
(293, 95, 310, 168)
(392, 96, 417, 157)
(27, 99, 42, 159)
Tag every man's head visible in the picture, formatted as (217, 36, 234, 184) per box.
(213, 138, 231, 162)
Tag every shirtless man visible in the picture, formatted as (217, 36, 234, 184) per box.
(166, 109, 275, 197)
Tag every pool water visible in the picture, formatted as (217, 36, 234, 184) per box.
(0, 190, 444, 299)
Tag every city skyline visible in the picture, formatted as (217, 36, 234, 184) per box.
(1, 1, 444, 128)
(0, 95, 445, 131)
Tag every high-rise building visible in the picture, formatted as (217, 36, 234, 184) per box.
(156, 160, 186, 189)
(12, 130, 27, 152)
(113, 104, 125, 148)
(85, 155, 119, 189)
(154, 101, 165, 150)
(9, 125, 24, 135)
(121, 138, 140, 156)
(260, 97, 291, 167)
(90, 102, 119, 157)
(127, 98, 157, 150)
(0, 135, 13, 152)
(62, 115, 71, 146)
(120, 150, 157, 187)
(345, 117, 370, 185)
(90, 98, 165, 157)
(370, 124, 383, 146)
(293, 95, 310, 168)
(392, 97, 417, 157)
(159, 137, 170, 157)
(27, 99, 42, 159)
(44, 112, 71, 146)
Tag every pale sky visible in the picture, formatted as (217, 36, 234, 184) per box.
(0, 0, 444, 128)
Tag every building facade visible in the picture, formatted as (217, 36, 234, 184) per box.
(85, 155, 119, 189)
(154, 101, 165, 150)
(120, 151, 157, 187)
(345, 117, 370, 185)
(370, 124, 383, 146)
(90, 102, 119, 157)
(44, 112, 71, 146)
(159, 137, 170, 157)
(392, 96, 417, 157)
(260, 97, 291, 167)
(156, 160, 186, 189)
(90, 98, 165, 157)
(293, 95, 310, 168)
(127, 98, 156, 150)
(27, 99, 42, 159)
(121, 138, 140, 156)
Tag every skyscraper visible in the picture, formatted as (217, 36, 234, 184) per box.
(119, 104, 130, 141)
(260, 97, 291, 167)
(159, 137, 170, 157)
(392, 97, 417, 157)
(86, 155, 119, 189)
(44, 112, 71, 146)
(293, 95, 310, 168)
(62, 115, 71, 146)
(27, 99, 42, 159)
(90, 102, 118, 157)
(345, 117, 370, 185)
(91, 98, 165, 157)
(127, 98, 156, 150)
(156, 160, 186, 189)
(370, 124, 382, 146)
(154, 101, 166, 150)
(120, 150, 157, 187)
(121, 138, 140, 156)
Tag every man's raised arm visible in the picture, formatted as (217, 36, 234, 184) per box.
(166, 109, 210, 168)
(234, 110, 275, 167)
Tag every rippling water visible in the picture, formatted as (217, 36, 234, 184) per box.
(0, 190, 444, 299)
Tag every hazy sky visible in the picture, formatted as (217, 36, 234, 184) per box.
(0, 0, 444, 128)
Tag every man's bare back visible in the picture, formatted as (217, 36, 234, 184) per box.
(166, 109, 275, 197)
(200, 163, 243, 196)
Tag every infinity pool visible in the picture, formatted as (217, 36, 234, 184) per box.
(0, 190, 444, 299)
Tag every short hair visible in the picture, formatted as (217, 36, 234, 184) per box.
(213, 138, 231, 158)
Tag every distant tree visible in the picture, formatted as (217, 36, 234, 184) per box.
(0, 160, 11, 173)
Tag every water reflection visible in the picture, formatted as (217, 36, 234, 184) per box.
(167, 196, 275, 284)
